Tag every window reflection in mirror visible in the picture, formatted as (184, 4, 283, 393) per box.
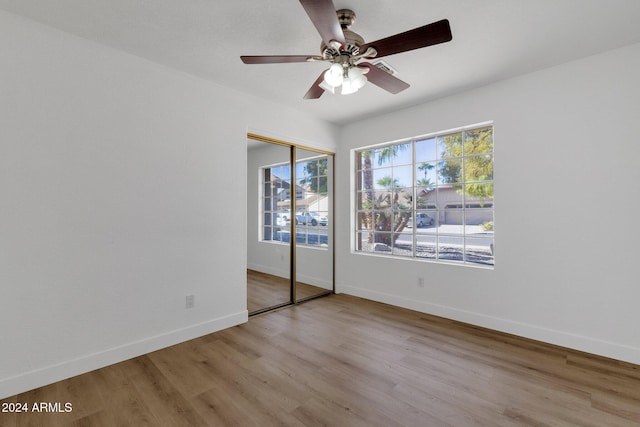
(295, 148, 333, 302)
(247, 139, 291, 314)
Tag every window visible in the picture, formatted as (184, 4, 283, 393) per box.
(354, 124, 494, 266)
(261, 155, 330, 248)
(262, 163, 291, 244)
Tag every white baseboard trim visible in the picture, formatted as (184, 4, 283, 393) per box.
(247, 263, 287, 279)
(338, 284, 640, 366)
(296, 272, 332, 290)
(0, 310, 247, 400)
(247, 263, 331, 289)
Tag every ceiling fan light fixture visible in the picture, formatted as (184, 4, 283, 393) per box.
(318, 80, 336, 94)
(323, 63, 344, 87)
(348, 66, 367, 90)
(340, 78, 358, 95)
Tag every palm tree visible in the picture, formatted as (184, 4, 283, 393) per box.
(376, 176, 399, 189)
(417, 162, 434, 179)
(416, 177, 434, 190)
(358, 145, 412, 248)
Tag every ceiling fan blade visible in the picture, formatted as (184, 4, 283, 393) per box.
(241, 55, 323, 64)
(303, 71, 327, 99)
(359, 63, 409, 94)
(299, 0, 346, 49)
(360, 19, 452, 59)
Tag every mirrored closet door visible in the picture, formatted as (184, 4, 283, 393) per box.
(294, 147, 333, 303)
(246, 139, 292, 314)
(246, 135, 334, 315)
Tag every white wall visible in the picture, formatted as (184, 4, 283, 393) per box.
(0, 10, 336, 399)
(336, 42, 640, 364)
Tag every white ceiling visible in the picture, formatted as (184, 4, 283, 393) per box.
(2, 0, 640, 125)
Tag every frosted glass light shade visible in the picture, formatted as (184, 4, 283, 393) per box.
(318, 80, 336, 94)
(323, 63, 343, 87)
(341, 79, 358, 95)
(348, 67, 367, 90)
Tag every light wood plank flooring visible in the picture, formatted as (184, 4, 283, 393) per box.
(1, 294, 639, 426)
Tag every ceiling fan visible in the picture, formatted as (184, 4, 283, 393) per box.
(240, 0, 452, 99)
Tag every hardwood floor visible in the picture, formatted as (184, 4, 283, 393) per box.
(247, 269, 330, 313)
(2, 294, 640, 426)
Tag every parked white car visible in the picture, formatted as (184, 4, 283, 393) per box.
(406, 212, 434, 228)
(276, 211, 291, 226)
(295, 212, 328, 226)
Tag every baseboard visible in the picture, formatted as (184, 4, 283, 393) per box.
(247, 263, 287, 279)
(296, 272, 332, 290)
(247, 263, 331, 289)
(0, 310, 248, 400)
(338, 284, 640, 366)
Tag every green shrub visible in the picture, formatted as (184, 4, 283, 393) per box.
(482, 221, 494, 231)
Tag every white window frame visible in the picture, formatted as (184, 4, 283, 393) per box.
(352, 122, 494, 268)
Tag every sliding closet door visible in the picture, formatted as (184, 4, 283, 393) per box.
(247, 134, 335, 315)
(246, 139, 292, 314)
(294, 147, 334, 302)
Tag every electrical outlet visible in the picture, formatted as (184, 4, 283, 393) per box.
(186, 294, 195, 309)
(417, 277, 425, 288)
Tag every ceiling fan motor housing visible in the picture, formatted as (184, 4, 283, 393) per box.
(337, 9, 356, 29)
(321, 9, 364, 59)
